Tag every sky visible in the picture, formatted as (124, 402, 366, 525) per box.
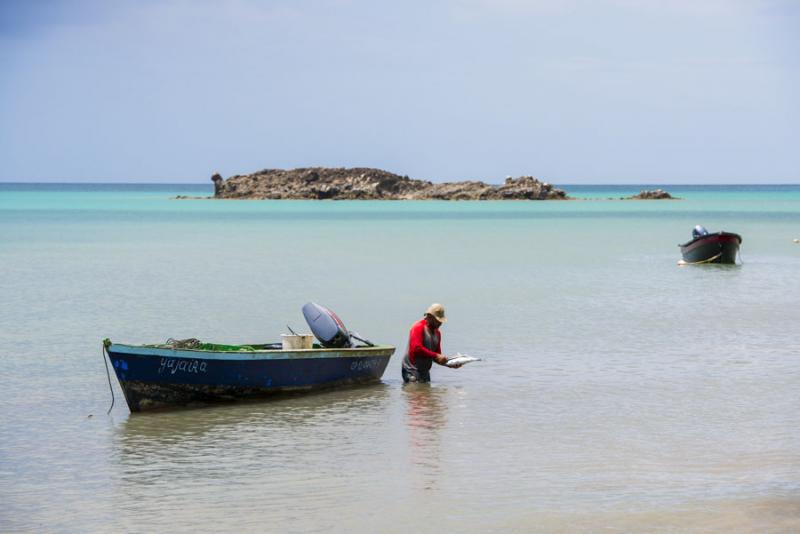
(0, 0, 798, 184)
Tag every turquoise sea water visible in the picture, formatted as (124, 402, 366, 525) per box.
(1, 184, 799, 532)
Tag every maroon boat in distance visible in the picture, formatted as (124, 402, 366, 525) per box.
(679, 225, 742, 264)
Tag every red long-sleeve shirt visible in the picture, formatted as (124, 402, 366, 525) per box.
(407, 319, 441, 365)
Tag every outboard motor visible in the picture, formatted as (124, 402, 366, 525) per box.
(302, 302, 352, 348)
(692, 225, 709, 239)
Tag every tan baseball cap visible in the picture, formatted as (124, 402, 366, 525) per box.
(425, 303, 447, 324)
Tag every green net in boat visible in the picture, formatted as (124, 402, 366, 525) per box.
(154, 338, 257, 351)
(196, 343, 256, 352)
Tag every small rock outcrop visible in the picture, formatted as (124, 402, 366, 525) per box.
(626, 189, 676, 200)
(211, 173, 224, 196)
(207, 167, 568, 200)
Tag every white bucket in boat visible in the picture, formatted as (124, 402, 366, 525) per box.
(281, 334, 314, 350)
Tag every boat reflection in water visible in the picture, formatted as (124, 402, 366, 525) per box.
(112, 383, 394, 480)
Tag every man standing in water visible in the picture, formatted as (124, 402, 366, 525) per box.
(402, 303, 461, 383)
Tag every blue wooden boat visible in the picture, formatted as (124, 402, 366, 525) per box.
(104, 339, 395, 412)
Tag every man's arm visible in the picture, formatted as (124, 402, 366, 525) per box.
(433, 331, 447, 365)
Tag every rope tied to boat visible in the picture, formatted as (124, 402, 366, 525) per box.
(683, 252, 722, 265)
(102, 338, 115, 415)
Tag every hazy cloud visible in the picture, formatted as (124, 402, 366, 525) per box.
(0, 0, 797, 182)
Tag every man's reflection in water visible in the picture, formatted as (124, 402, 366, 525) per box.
(403, 384, 449, 491)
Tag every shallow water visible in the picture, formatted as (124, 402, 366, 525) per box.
(1, 184, 799, 532)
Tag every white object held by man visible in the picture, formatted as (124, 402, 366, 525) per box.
(446, 352, 481, 368)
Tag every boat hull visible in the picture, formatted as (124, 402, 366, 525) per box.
(679, 232, 741, 264)
(107, 344, 394, 412)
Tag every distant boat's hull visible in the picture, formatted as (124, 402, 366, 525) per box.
(107, 344, 394, 412)
(679, 232, 741, 264)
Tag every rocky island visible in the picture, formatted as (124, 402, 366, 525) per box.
(625, 189, 676, 200)
(205, 167, 569, 200)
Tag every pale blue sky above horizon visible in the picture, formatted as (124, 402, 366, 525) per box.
(0, 0, 798, 184)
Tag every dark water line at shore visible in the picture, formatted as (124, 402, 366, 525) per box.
(3, 209, 800, 223)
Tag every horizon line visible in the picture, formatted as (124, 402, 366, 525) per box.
(2, 181, 800, 187)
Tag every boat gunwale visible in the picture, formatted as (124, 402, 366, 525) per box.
(678, 231, 742, 249)
(108, 343, 395, 361)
